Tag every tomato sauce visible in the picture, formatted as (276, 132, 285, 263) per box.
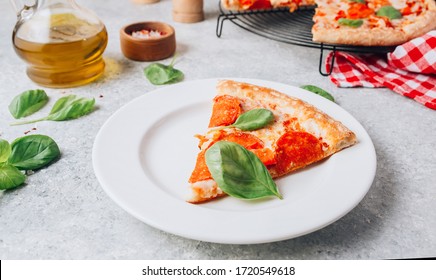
(347, 3, 374, 19)
(335, 10, 347, 21)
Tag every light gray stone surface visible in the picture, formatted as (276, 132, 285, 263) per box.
(0, 0, 435, 260)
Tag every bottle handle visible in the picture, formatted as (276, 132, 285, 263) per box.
(10, 0, 38, 17)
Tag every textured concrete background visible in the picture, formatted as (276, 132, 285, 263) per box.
(0, 0, 435, 259)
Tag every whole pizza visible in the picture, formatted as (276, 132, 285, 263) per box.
(221, 0, 436, 46)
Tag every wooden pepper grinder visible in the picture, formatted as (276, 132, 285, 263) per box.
(172, 0, 204, 23)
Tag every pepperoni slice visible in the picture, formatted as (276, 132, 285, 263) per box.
(189, 132, 275, 183)
(189, 150, 211, 183)
(220, 132, 264, 149)
(208, 95, 242, 128)
(252, 148, 276, 166)
(274, 131, 324, 175)
(222, 132, 276, 165)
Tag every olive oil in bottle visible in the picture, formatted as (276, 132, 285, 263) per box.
(13, 9, 108, 88)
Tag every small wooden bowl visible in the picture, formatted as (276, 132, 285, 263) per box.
(120, 22, 176, 61)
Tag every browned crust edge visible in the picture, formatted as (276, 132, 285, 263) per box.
(312, 26, 408, 46)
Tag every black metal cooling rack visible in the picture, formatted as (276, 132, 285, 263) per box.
(216, 2, 394, 76)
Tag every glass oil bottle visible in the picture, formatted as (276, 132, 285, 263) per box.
(11, 0, 108, 88)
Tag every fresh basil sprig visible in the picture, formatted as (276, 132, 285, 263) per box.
(45, 95, 95, 121)
(0, 139, 11, 163)
(144, 56, 184, 85)
(0, 135, 60, 190)
(228, 109, 274, 131)
(338, 18, 364, 28)
(205, 141, 282, 200)
(376, 6, 402, 19)
(8, 135, 60, 170)
(11, 95, 95, 126)
(8, 89, 49, 119)
(301, 85, 335, 102)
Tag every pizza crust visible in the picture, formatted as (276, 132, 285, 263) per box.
(401, 9, 436, 41)
(312, 26, 409, 46)
(221, 0, 242, 10)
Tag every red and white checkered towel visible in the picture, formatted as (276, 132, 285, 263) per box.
(327, 31, 436, 110)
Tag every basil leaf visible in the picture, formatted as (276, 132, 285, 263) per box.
(348, 0, 365, 3)
(144, 63, 184, 85)
(46, 95, 95, 121)
(205, 141, 282, 200)
(0, 139, 11, 163)
(8, 135, 60, 170)
(10, 95, 95, 125)
(376, 6, 402, 19)
(338, 18, 364, 28)
(0, 164, 26, 190)
(300, 85, 335, 102)
(8, 89, 49, 119)
(229, 109, 274, 131)
(47, 95, 78, 116)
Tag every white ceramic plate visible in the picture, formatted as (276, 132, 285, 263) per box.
(93, 78, 376, 244)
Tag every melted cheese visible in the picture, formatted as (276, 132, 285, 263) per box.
(190, 179, 223, 201)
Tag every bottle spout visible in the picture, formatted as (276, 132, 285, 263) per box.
(10, 0, 38, 17)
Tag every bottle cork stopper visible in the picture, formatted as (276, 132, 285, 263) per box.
(172, 0, 204, 23)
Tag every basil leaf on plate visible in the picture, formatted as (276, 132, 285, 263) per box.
(0, 164, 26, 190)
(338, 18, 364, 28)
(0, 139, 11, 163)
(301, 85, 335, 102)
(205, 141, 282, 200)
(8, 89, 49, 119)
(376, 6, 402, 19)
(230, 109, 274, 131)
(348, 0, 365, 3)
(8, 135, 60, 170)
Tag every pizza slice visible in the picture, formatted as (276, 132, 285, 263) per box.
(221, 0, 436, 46)
(187, 80, 357, 203)
(312, 0, 436, 46)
